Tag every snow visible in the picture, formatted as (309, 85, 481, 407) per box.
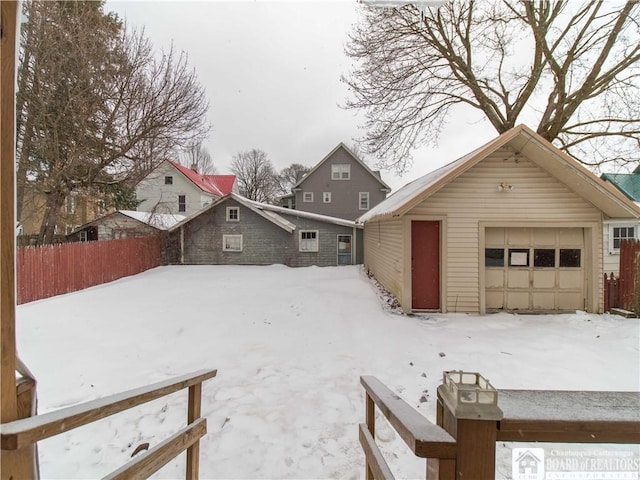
(119, 210, 185, 230)
(15, 265, 640, 479)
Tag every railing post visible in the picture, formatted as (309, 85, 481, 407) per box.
(437, 372, 502, 480)
(365, 392, 375, 480)
(186, 382, 202, 480)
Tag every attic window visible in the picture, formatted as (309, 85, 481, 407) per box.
(165, 176, 173, 185)
(331, 164, 350, 180)
(303, 192, 314, 203)
(226, 207, 239, 221)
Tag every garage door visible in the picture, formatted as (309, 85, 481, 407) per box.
(485, 227, 584, 311)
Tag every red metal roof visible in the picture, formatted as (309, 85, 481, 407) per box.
(169, 161, 235, 196)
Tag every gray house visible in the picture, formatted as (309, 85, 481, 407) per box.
(165, 193, 363, 267)
(280, 143, 391, 220)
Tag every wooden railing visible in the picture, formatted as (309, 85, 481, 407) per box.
(360, 376, 456, 480)
(1, 368, 216, 479)
(361, 375, 640, 480)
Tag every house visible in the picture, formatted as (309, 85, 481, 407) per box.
(135, 160, 236, 216)
(279, 143, 391, 220)
(67, 210, 184, 242)
(17, 186, 109, 244)
(358, 125, 640, 314)
(164, 193, 363, 267)
(600, 165, 640, 275)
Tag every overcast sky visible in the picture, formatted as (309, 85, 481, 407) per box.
(105, 1, 498, 192)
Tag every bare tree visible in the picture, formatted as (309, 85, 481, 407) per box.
(16, 0, 210, 244)
(344, 0, 640, 173)
(275, 163, 310, 196)
(230, 149, 278, 203)
(179, 142, 217, 174)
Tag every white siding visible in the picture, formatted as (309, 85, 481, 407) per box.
(136, 162, 213, 216)
(602, 220, 640, 275)
(363, 218, 404, 302)
(388, 148, 604, 313)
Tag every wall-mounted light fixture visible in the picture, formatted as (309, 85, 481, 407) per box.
(497, 182, 514, 192)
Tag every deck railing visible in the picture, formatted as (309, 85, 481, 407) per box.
(1, 368, 216, 479)
(360, 376, 457, 480)
(360, 374, 640, 480)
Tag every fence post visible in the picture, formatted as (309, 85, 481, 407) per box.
(436, 372, 502, 480)
(365, 392, 375, 480)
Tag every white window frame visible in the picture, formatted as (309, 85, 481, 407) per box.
(79, 230, 88, 242)
(226, 206, 240, 222)
(323, 192, 331, 203)
(331, 164, 351, 180)
(608, 223, 638, 253)
(299, 230, 319, 252)
(65, 195, 75, 214)
(222, 234, 243, 252)
(303, 192, 314, 203)
(359, 192, 370, 210)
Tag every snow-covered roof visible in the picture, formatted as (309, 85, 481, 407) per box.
(358, 148, 480, 223)
(358, 125, 640, 223)
(119, 210, 185, 230)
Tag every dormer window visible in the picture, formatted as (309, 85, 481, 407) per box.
(331, 164, 350, 180)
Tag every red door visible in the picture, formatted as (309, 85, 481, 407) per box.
(411, 221, 440, 309)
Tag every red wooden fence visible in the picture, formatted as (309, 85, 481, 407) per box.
(17, 237, 161, 304)
(619, 238, 640, 314)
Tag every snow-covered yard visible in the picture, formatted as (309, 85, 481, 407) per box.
(16, 265, 640, 479)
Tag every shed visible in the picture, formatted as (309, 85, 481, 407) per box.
(165, 193, 363, 267)
(67, 210, 185, 242)
(359, 125, 640, 314)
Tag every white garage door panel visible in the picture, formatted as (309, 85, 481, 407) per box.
(485, 227, 585, 312)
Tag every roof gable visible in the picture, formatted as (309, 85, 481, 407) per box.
(293, 143, 391, 191)
(359, 125, 640, 223)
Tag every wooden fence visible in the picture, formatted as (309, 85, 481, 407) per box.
(603, 239, 640, 314)
(619, 238, 640, 313)
(17, 237, 161, 304)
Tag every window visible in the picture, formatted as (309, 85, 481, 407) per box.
(611, 226, 636, 251)
(79, 230, 88, 242)
(226, 207, 239, 221)
(485, 248, 504, 267)
(323, 192, 331, 203)
(178, 195, 186, 212)
(223, 235, 243, 252)
(508, 249, 529, 267)
(65, 195, 75, 214)
(331, 164, 350, 180)
(534, 249, 556, 267)
(299, 230, 319, 252)
(359, 192, 370, 210)
(165, 176, 173, 185)
(559, 249, 581, 267)
(303, 192, 314, 203)
(96, 199, 105, 215)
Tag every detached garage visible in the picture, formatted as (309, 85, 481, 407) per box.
(359, 125, 640, 314)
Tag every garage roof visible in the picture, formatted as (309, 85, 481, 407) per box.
(358, 125, 640, 223)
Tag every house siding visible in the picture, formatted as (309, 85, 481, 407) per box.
(136, 162, 213, 216)
(294, 146, 388, 220)
(365, 148, 604, 313)
(67, 213, 159, 242)
(602, 220, 640, 275)
(166, 198, 361, 267)
(363, 217, 404, 302)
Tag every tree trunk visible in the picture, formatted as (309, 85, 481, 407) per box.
(37, 191, 64, 245)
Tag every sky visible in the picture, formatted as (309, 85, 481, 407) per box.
(104, 0, 499, 192)
(16, 265, 640, 478)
